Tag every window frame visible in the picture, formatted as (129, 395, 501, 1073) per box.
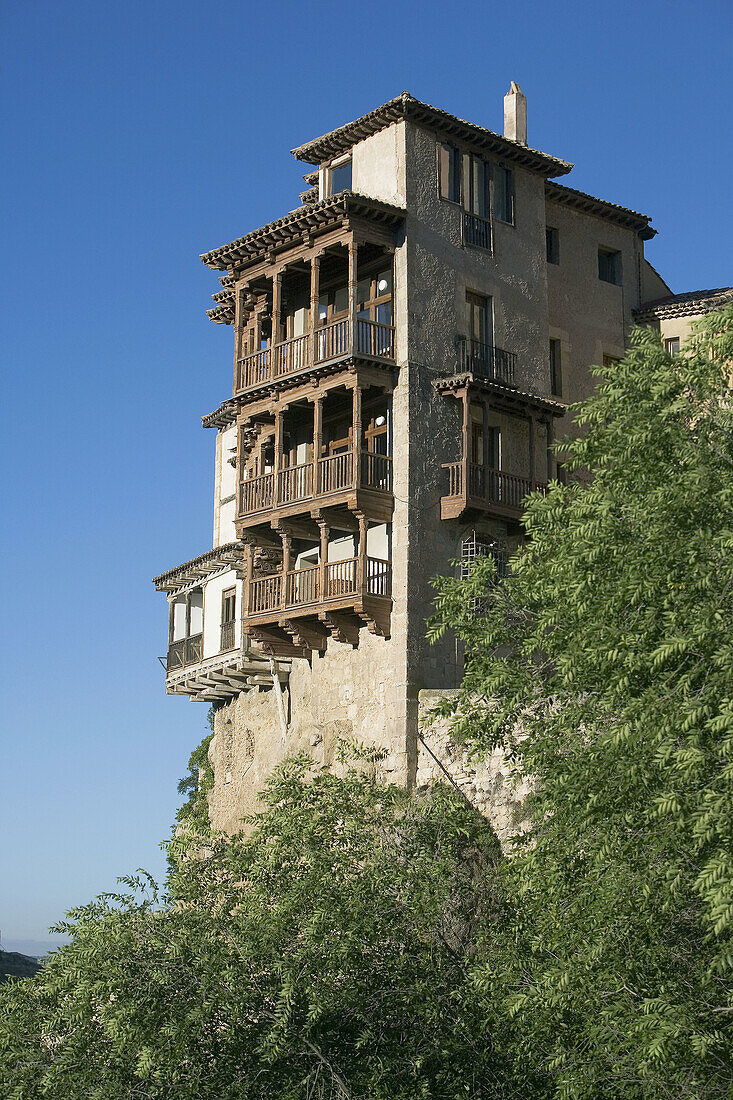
(546, 226, 560, 265)
(598, 247, 623, 286)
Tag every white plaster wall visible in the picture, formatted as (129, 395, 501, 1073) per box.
(351, 122, 407, 207)
(213, 425, 237, 547)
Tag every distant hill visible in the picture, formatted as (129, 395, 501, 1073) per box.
(0, 949, 42, 982)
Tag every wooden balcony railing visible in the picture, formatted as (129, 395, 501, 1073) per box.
(237, 348, 270, 391)
(220, 619, 236, 652)
(462, 211, 492, 251)
(274, 333, 309, 378)
(457, 338, 516, 386)
(239, 471, 274, 515)
(166, 633, 203, 672)
(318, 452, 353, 494)
(235, 318, 396, 393)
(442, 462, 545, 512)
(277, 462, 313, 504)
(238, 451, 392, 516)
(247, 557, 392, 616)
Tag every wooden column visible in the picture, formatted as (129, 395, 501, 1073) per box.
(481, 400, 490, 467)
(312, 395, 323, 493)
(272, 271, 282, 347)
(545, 418, 554, 483)
(310, 253, 321, 366)
(528, 415, 536, 483)
(274, 409, 284, 504)
(357, 512, 368, 593)
(244, 542, 254, 617)
(352, 383, 362, 490)
(461, 387, 470, 497)
(280, 531, 292, 612)
(318, 518, 329, 600)
(347, 238, 358, 354)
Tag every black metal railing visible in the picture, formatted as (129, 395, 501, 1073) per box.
(457, 337, 516, 386)
(462, 211, 492, 251)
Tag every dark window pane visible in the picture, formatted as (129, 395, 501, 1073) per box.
(550, 339, 562, 396)
(546, 227, 559, 264)
(330, 160, 352, 194)
(494, 166, 514, 223)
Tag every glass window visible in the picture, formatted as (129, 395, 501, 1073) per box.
(439, 142, 462, 203)
(467, 291, 493, 348)
(550, 339, 562, 396)
(665, 337, 680, 357)
(546, 227, 560, 264)
(598, 248, 622, 285)
(330, 159, 352, 195)
(466, 155, 490, 218)
(494, 166, 514, 224)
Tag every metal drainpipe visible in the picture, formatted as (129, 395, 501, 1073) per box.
(269, 658, 288, 742)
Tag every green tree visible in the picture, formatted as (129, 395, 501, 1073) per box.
(0, 759, 534, 1099)
(430, 308, 733, 1098)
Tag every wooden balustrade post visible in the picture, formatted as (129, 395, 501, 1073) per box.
(311, 394, 323, 493)
(357, 512, 368, 593)
(352, 383, 362, 489)
(347, 238, 358, 355)
(310, 253, 321, 365)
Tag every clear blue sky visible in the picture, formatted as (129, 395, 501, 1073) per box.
(1, 0, 731, 955)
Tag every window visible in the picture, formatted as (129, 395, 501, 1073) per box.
(439, 142, 462, 203)
(467, 291, 493, 348)
(465, 154, 491, 219)
(556, 463, 567, 485)
(598, 248, 622, 285)
(665, 337, 680, 357)
(549, 339, 562, 396)
(546, 227, 560, 264)
(329, 158, 352, 195)
(494, 165, 514, 224)
(603, 353, 621, 369)
(220, 587, 236, 652)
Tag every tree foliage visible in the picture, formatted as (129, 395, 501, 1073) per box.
(429, 308, 733, 1097)
(0, 760, 533, 1099)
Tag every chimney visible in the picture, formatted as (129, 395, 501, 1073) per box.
(504, 82, 527, 145)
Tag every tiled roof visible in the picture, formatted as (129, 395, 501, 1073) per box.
(545, 181, 656, 239)
(153, 543, 244, 592)
(202, 400, 238, 429)
(635, 287, 733, 320)
(291, 92, 573, 179)
(200, 191, 405, 271)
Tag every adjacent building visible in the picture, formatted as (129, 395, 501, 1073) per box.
(153, 85, 722, 831)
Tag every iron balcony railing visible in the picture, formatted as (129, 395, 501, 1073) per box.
(235, 317, 395, 394)
(457, 337, 516, 386)
(462, 211, 492, 251)
(220, 619, 236, 652)
(247, 557, 392, 616)
(238, 451, 393, 517)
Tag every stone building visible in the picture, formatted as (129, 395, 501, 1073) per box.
(153, 85, 722, 833)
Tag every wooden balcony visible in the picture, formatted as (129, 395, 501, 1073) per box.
(235, 318, 395, 394)
(245, 556, 392, 650)
(238, 450, 393, 520)
(441, 461, 545, 521)
(166, 633, 203, 672)
(220, 620, 236, 652)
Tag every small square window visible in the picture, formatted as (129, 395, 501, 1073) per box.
(546, 227, 559, 264)
(665, 337, 680, 357)
(598, 248, 622, 285)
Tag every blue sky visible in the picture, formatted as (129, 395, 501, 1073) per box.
(1, 0, 731, 955)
